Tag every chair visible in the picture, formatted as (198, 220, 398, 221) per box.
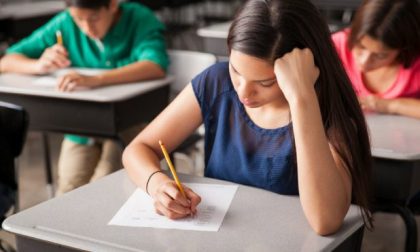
(168, 49, 217, 97)
(167, 50, 217, 174)
(0, 101, 28, 252)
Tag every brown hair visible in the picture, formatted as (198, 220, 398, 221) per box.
(228, 0, 373, 228)
(349, 0, 420, 68)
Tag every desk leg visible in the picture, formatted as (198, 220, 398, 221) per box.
(375, 204, 417, 252)
(42, 133, 54, 198)
(332, 226, 364, 252)
(16, 235, 78, 252)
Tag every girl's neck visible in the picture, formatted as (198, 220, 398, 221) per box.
(245, 100, 290, 129)
(362, 63, 400, 94)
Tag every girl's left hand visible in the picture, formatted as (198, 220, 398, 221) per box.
(359, 95, 391, 113)
(57, 72, 101, 92)
(274, 48, 320, 105)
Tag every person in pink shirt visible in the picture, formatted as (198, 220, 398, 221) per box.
(332, 0, 420, 118)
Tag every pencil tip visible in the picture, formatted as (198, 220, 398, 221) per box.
(158, 140, 162, 145)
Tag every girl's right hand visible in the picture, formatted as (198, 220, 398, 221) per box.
(274, 48, 320, 106)
(150, 175, 201, 219)
(35, 44, 70, 74)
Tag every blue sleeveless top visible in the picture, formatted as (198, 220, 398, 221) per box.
(192, 62, 298, 195)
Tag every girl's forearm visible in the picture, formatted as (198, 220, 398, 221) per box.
(122, 142, 168, 193)
(389, 98, 420, 119)
(290, 93, 350, 235)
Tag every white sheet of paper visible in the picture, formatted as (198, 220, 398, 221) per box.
(32, 76, 57, 87)
(54, 68, 106, 77)
(108, 183, 238, 232)
(31, 68, 106, 89)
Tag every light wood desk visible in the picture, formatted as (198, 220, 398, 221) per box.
(197, 21, 341, 57)
(197, 22, 231, 57)
(0, 72, 172, 195)
(366, 113, 420, 252)
(0, 73, 172, 137)
(3, 170, 364, 252)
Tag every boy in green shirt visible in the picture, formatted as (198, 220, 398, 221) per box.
(0, 0, 169, 195)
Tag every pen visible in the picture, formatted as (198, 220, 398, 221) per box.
(56, 30, 63, 45)
(159, 140, 187, 199)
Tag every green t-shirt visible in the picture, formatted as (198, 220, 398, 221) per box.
(7, 2, 168, 70)
(7, 2, 169, 145)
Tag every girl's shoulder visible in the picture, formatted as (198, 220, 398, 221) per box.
(411, 57, 420, 88)
(192, 61, 233, 95)
(201, 61, 230, 80)
(331, 28, 350, 48)
(411, 56, 420, 71)
(191, 61, 234, 111)
(331, 29, 353, 67)
(405, 56, 420, 80)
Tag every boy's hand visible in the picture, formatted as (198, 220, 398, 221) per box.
(36, 44, 70, 74)
(57, 72, 101, 92)
(150, 175, 201, 219)
(274, 48, 320, 105)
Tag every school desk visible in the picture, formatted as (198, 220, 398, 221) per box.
(0, 72, 172, 195)
(3, 170, 364, 252)
(197, 21, 341, 57)
(366, 113, 420, 252)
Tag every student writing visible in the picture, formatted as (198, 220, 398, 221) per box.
(123, 0, 373, 235)
(332, 0, 420, 118)
(0, 0, 169, 195)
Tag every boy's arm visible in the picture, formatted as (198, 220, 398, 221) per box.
(58, 29, 168, 91)
(96, 60, 165, 85)
(1, 45, 69, 75)
(0, 54, 39, 74)
(57, 60, 164, 91)
(1, 12, 68, 74)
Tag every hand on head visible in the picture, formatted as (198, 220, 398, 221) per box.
(36, 44, 70, 74)
(274, 48, 320, 105)
(150, 175, 201, 220)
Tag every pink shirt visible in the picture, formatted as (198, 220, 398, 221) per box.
(332, 30, 420, 99)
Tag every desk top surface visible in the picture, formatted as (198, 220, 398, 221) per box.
(197, 21, 338, 39)
(0, 73, 173, 102)
(197, 22, 231, 39)
(366, 113, 420, 160)
(3, 170, 363, 252)
(0, 1, 65, 19)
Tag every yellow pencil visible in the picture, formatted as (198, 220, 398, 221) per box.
(56, 30, 63, 45)
(159, 140, 187, 198)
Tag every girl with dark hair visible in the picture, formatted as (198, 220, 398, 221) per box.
(124, 0, 373, 235)
(332, 0, 420, 118)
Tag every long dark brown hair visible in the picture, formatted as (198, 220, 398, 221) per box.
(227, 0, 373, 228)
(349, 0, 420, 68)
